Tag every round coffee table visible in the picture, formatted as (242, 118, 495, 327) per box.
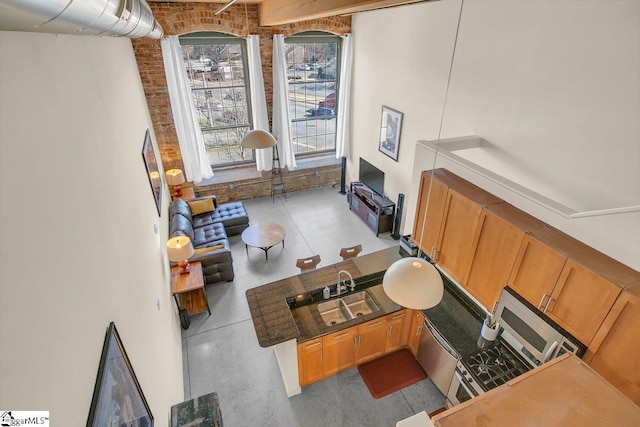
(241, 223, 286, 260)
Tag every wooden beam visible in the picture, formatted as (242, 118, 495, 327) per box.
(258, 0, 431, 26)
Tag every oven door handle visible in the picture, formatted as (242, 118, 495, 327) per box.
(454, 370, 478, 398)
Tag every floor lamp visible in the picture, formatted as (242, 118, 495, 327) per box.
(240, 129, 287, 202)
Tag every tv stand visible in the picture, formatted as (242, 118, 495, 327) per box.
(349, 182, 396, 236)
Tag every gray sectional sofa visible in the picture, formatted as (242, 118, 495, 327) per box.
(169, 196, 249, 285)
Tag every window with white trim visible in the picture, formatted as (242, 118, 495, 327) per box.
(285, 32, 341, 157)
(180, 32, 253, 168)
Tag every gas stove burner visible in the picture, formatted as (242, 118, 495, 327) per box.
(476, 362, 489, 376)
(462, 340, 529, 391)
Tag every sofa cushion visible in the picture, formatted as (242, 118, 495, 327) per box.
(192, 222, 227, 248)
(188, 198, 215, 216)
(170, 213, 194, 241)
(169, 198, 192, 223)
(210, 202, 250, 230)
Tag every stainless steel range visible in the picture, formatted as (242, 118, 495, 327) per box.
(447, 286, 586, 406)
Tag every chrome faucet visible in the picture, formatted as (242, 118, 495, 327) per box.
(337, 270, 356, 295)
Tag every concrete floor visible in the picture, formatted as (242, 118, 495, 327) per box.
(181, 187, 445, 426)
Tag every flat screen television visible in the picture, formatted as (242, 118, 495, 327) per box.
(359, 157, 385, 197)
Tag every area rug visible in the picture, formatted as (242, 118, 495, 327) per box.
(357, 348, 427, 399)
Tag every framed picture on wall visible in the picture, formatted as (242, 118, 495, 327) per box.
(142, 129, 162, 216)
(87, 322, 154, 426)
(378, 106, 403, 161)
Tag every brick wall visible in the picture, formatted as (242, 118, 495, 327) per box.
(132, 3, 351, 200)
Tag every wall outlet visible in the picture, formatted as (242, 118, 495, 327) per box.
(228, 184, 235, 190)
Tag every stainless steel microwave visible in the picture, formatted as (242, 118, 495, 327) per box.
(494, 287, 585, 368)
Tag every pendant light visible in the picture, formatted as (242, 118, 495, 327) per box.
(382, 0, 465, 310)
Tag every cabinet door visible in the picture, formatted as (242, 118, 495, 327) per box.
(412, 172, 448, 256)
(297, 338, 323, 387)
(407, 310, 425, 357)
(545, 260, 622, 345)
(322, 328, 356, 377)
(355, 319, 387, 364)
(437, 189, 483, 283)
(384, 310, 410, 353)
(464, 210, 525, 310)
(508, 234, 567, 309)
(583, 290, 640, 406)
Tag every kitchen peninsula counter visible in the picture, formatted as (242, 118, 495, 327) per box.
(246, 247, 402, 348)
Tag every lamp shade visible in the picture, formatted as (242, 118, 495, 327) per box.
(166, 236, 194, 262)
(382, 257, 444, 309)
(166, 169, 185, 186)
(240, 129, 277, 149)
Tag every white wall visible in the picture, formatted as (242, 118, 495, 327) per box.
(351, 0, 640, 270)
(0, 32, 183, 425)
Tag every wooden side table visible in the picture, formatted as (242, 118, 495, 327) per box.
(173, 186, 195, 201)
(171, 262, 210, 317)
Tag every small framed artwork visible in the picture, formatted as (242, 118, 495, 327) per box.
(87, 322, 154, 427)
(142, 129, 162, 216)
(378, 106, 403, 161)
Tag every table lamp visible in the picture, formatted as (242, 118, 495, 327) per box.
(167, 236, 195, 274)
(166, 169, 185, 197)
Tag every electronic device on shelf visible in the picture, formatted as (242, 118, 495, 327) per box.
(359, 157, 385, 197)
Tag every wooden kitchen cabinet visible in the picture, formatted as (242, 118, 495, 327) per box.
(583, 285, 640, 406)
(545, 259, 622, 345)
(412, 169, 502, 284)
(384, 309, 410, 353)
(407, 310, 425, 357)
(508, 232, 568, 309)
(298, 310, 417, 386)
(436, 189, 485, 284)
(354, 318, 387, 364)
(463, 203, 544, 310)
(412, 172, 448, 257)
(297, 338, 323, 387)
(322, 328, 356, 377)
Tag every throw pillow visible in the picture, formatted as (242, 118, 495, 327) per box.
(188, 198, 215, 216)
(193, 244, 225, 255)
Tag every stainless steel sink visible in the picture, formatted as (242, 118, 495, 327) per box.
(317, 299, 353, 326)
(343, 291, 380, 317)
(317, 290, 380, 326)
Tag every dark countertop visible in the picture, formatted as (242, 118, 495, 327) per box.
(246, 247, 402, 347)
(422, 271, 487, 357)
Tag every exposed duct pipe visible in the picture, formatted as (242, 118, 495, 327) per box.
(0, 0, 163, 39)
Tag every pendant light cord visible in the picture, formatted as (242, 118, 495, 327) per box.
(418, 0, 465, 261)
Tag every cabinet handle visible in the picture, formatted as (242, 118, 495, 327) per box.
(388, 324, 393, 336)
(354, 336, 359, 347)
(537, 294, 548, 310)
(392, 313, 406, 320)
(320, 348, 323, 360)
(334, 332, 350, 340)
(368, 321, 382, 328)
(305, 342, 321, 349)
(416, 325, 422, 336)
(431, 247, 438, 262)
(543, 297, 554, 313)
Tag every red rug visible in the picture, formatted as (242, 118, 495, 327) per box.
(357, 348, 427, 399)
